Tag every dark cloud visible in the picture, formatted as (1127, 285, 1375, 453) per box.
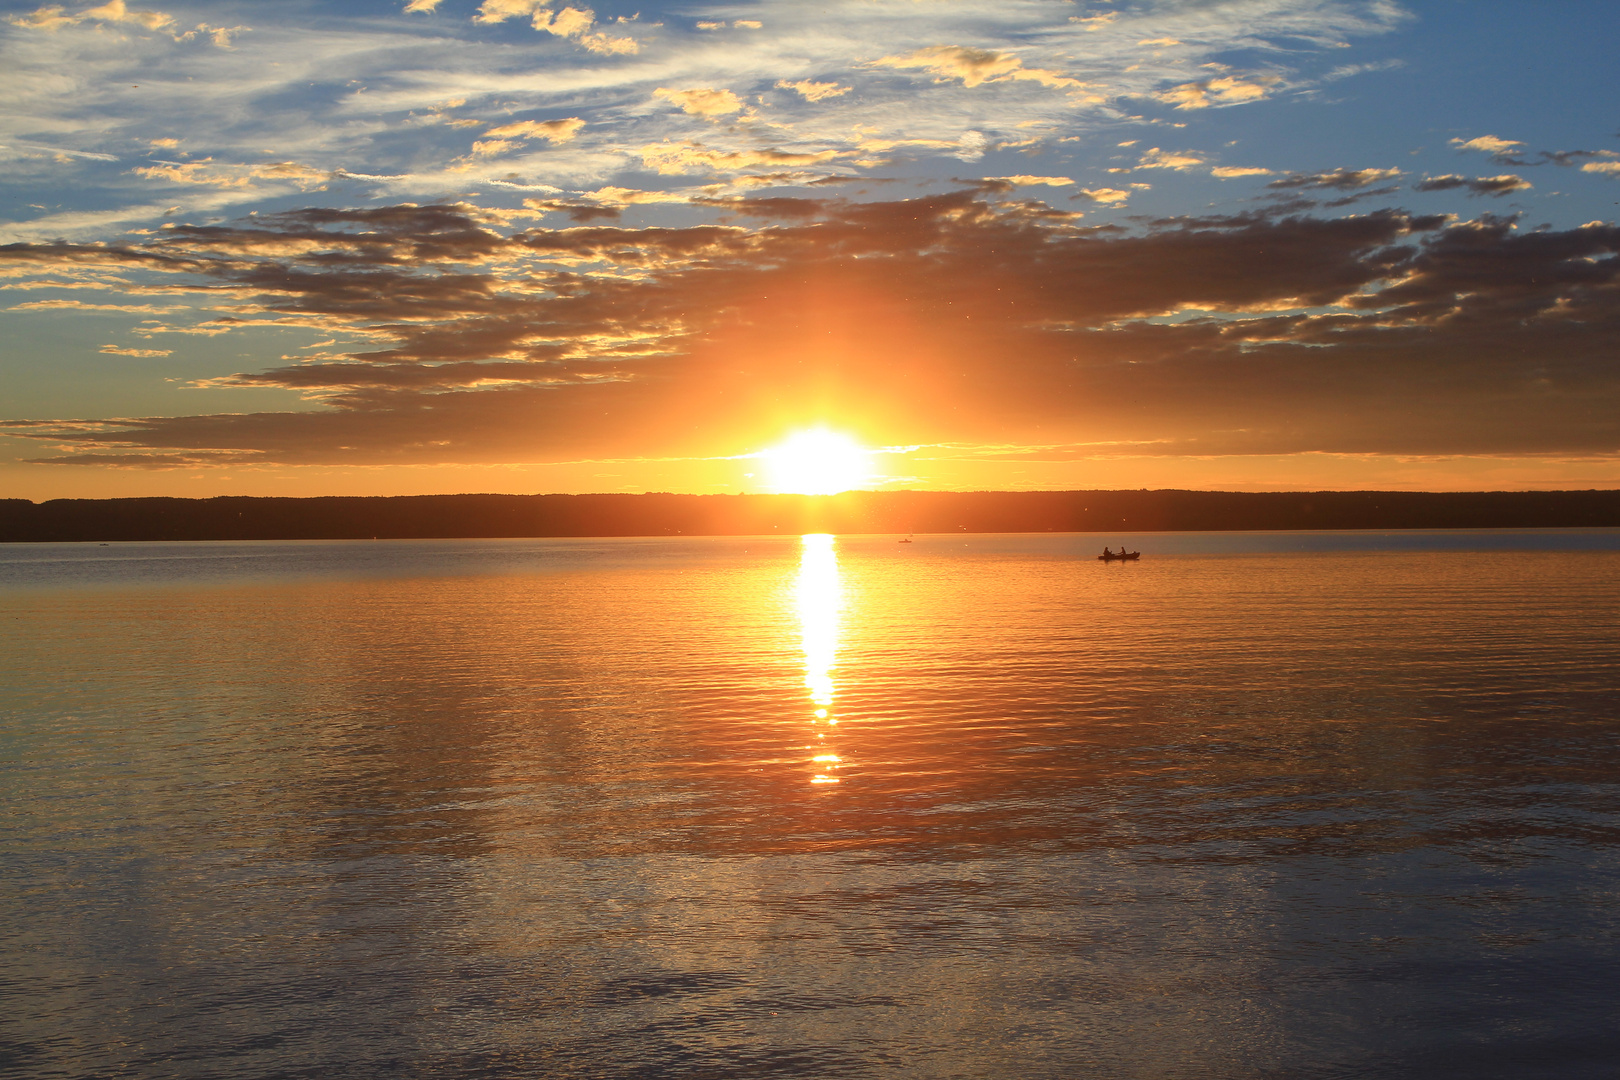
(4, 194, 1618, 467)
(1540, 150, 1604, 167)
(1322, 185, 1404, 207)
(1266, 168, 1402, 192)
(1413, 174, 1532, 197)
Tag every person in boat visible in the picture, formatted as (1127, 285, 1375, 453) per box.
(1102, 546, 1113, 557)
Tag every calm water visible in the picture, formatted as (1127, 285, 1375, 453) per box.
(3, 531, 1619, 1080)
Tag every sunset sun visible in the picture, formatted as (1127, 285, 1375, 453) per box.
(759, 429, 875, 495)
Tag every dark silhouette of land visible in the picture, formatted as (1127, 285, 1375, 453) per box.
(3, 489, 1618, 543)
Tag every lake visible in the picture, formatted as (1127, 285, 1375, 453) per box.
(3, 531, 1619, 1079)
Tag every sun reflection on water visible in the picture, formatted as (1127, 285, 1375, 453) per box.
(796, 533, 845, 785)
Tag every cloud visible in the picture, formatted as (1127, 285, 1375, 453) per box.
(9, 0, 178, 31)
(1323, 58, 1405, 81)
(538, 6, 636, 54)
(1583, 161, 1620, 177)
(776, 79, 850, 103)
(27, 194, 1618, 472)
(873, 47, 1080, 90)
(404, 0, 443, 11)
(1155, 75, 1279, 110)
(1070, 13, 1117, 31)
(988, 176, 1073, 188)
(131, 159, 329, 190)
(1267, 167, 1401, 191)
(1136, 148, 1206, 171)
(1451, 135, 1522, 155)
(638, 142, 841, 175)
(80, 0, 171, 29)
(12, 299, 178, 313)
(653, 88, 745, 118)
(100, 344, 173, 356)
(1212, 166, 1274, 178)
(8, 4, 79, 29)
(1069, 187, 1133, 205)
(474, 0, 546, 24)
(1450, 135, 1529, 165)
(484, 117, 586, 143)
(1413, 174, 1532, 197)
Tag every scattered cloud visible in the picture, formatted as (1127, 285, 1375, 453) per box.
(1451, 135, 1522, 155)
(131, 159, 328, 190)
(988, 175, 1073, 188)
(1267, 167, 1401, 191)
(639, 143, 841, 175)
(1136, 148, 1206, 171)
(1069, 187, 1133, 204)
(404, 0, 443, 12)
(1212, 166, 1274, 178)
(1323, 58, 1405, 81)
(1583, 161, 1620, 177)
(776, 79, 850, 103)
(1155, 75, 1279, 110)
(1450, 135, 1528, 165)
(1413, 174, 1532, 197)
(1070, 13, 1117, 31)
(484, 117, 586, 143)
(873, 47, 1080, 90)
(470, 2, 634, 52)
(473, 0, 548, 24)
(653, 87, 745, 118)
(100, 344, 173, 356)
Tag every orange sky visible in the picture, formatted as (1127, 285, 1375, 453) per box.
(2, 1, 1618, 498)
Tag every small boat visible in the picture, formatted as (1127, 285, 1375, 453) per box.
(1097, 550, 1140, 561)
(898, 536, 913, 544)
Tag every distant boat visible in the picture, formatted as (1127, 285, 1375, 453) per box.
(1097, 550, 1140, 561)
(898, 538, 912, 544)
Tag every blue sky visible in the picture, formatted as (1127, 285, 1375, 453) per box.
(2, 0, 1617, 497)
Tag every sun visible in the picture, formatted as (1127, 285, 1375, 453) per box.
(759, 428, 875, 495)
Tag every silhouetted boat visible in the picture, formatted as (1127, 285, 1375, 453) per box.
(1097, 551, 1140, 561)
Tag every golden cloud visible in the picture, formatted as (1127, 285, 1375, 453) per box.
(1156, 75, 1278, 110)
(989, 175, 1073, 187)
(1451, 135, 1523, 154)
(131, 159, 328, 189)
(653, 88, 744, 118)
(1212, 166, 1274, 178)
(100, 344, 173, 356)
(873, 46, 1079, 90)
(10, 0, 173, 30)
(776, 79, 850, 103)
(484, 117, 586, 143)
(1073, 187, 1133, 205)
(1136, 147, 1205, 171)
(638, 142, 841, 175)
(474, 0, 545, 23)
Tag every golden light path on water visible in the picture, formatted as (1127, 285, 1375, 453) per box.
(795, 533, 844, 785)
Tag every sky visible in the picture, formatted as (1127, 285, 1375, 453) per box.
(2, 0, 1617, 499)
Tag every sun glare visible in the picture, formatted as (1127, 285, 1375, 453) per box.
(760, 429, 874, 495)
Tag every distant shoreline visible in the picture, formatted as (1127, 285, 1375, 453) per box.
(4, 490, 1619, 543)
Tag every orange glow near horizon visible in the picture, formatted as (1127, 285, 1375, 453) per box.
(759, 428, 875, 495)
